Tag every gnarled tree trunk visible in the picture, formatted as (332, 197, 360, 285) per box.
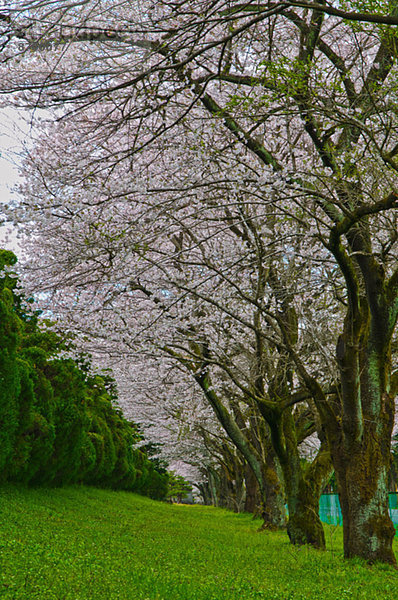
(329, 318, 397, 563)
(268, 409, 332, 549)
(332, 426, 395, 564)
(323, 214, 398, 564)
(258, 444, 286, 529)
(244, 463, 259, 513)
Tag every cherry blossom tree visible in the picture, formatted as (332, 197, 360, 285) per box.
(1, 0, 398, 563)
(6, 108, 334, 544)
(114, 353, 282, 516)
(112, 344, 288, 524)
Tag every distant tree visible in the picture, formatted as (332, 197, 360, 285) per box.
(167, 472, 193, 504)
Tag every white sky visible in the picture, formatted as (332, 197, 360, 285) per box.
(0, 108, 33, 253)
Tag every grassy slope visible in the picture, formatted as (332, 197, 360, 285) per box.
(0, 486, 397, 600)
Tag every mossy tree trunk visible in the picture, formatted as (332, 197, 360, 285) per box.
(279, 199, 398, 564)
(332, 424, 395, 564)
(286, 444, 332, 549)
(234, 404, 286, 527)
(214, 442, 246, 512)
(255, 290, 332, 549)
(244, 463, 259, 513)
(321, 211, 398, 564)
(209, 467, 220, 507)
(258, 442, 286, 529)
(264, 407, 331, 549)
(285, 476, 324, 548)
(328, 287, 397, 563)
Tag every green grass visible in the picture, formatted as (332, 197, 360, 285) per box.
(1, 486, 397, 599)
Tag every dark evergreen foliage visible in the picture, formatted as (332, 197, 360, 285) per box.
(0, 250, 168, 498)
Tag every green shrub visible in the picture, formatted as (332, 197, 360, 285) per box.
(0, 249, 168, 499)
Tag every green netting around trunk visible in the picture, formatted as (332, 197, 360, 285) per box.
(319, 493, 398, 528)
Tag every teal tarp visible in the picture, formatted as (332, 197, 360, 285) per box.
(319, 493, 398, 527)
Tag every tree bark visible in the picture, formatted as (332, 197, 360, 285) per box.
(334, 439, 396, 564)
(285, 478, 325, 548)
(282, 441, 330, 549)
(329, 358, 397, 564)
(244, 463, 259, 513)
(320, 210, 398, 565)
(265, 409, 332, 549)
(258, 445, 287, 529)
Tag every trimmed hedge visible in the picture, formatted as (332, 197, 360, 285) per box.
(0, 250, 168, 499)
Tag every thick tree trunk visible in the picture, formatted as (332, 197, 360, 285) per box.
(282, 455, 327, 549)
(267, 412, 332, 549)
(324, 199, 398, 565)
(216, 457, 247, 512)
(207, 468, 219, 507)
(233, 467, 246, 513)
(244, 464, 259, 513)
(197, 482, 211, 505)
(331, 418, 396, 564)
(259, 448, 286, 529)
(217, 468, 235, 511)
(286, 479, 325, 548)
(329, 278, 397, 564)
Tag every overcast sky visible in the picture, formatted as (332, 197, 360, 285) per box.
(0, 108, 33, 254)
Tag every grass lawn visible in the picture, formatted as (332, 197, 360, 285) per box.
(0, 486, 397, 599)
